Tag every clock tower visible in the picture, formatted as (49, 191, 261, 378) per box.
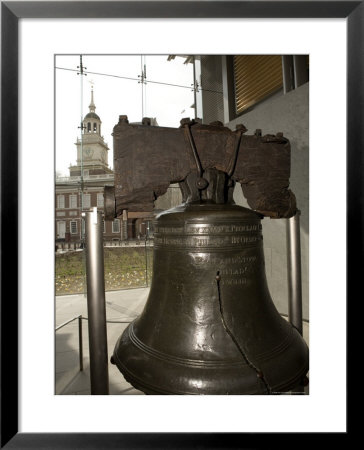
(70, 88, 112, 177)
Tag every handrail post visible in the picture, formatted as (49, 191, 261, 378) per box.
(286, 210, 303, 336)
(145, 237, 148, 287)
(78, 315, 83, 372)
(84, 208, 109, 395)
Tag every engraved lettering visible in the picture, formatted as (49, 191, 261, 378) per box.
(219, 267, 249, 276)
(198, 255, 258, 265)
(155, 226, 183, 234)
(187, 224, 260, 234)
(154, 235, 261, 248)
(231, 236, 259, 244)
(221, 278, 249, 286)
(154, 237, 184, 245)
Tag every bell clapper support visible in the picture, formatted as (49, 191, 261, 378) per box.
(286, 210, 303, 336)
(182, 121, 209, 197)
(84, 208, 109, 395)
(215, 271, 272, 395)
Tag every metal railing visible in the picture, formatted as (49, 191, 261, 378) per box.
(55, 315, 84, 371)
(55, 314, 133, 373)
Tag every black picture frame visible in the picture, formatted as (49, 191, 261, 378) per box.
(1, 1, 358, 448)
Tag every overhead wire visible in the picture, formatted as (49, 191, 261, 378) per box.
(55, 66, 223, 95)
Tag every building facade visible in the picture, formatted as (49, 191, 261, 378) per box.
(55, 89, 174, 248)
(55, 89, 122, 247)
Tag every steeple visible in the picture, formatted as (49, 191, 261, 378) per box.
(89, 86, 96, 113)
(83, 86, 101, 134)
(70, 85, 112, 177)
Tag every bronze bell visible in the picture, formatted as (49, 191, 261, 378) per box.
(112, 170, 309, 395)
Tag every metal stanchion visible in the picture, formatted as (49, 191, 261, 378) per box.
(286, 210, 307, 394)
(144, 237, 148, 287)
(84, 208, 109, 395)
(286, 210, 303, 336)
(78, 316, 84, 372)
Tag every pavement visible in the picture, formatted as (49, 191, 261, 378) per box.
(56, 287, 149, 395)
(56, 287, 309, 395)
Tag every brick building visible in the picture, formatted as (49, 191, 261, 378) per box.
(55, 88, 166, 248)
(55, 88, 122, 247)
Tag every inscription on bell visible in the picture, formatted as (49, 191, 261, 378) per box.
(208, 254, 258, 286)
(154, 237, 184, 246)
(154, 235, 260, 248)
(221, 278, 248, 286)
(155, 226, 184, 234)
(231, 236, 260, 244)
(154, 224, 262, 235)
(219, 267, 249, 275)
(208, 255, 257, 265)
(186, 224, 261, 234)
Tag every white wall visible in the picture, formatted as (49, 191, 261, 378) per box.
(230, 83, 309, 319)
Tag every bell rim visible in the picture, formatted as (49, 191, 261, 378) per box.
(113, 324, 309, 395)
(113, 345, 309, 395)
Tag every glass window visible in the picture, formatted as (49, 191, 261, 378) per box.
(70, 221, 78, 234)
(97, 192, 104, 208)
(70, 194, 77, 209)
(57, 195, 65, 209)
(82, 193, 91, 209)
(112, 219, 120, 233)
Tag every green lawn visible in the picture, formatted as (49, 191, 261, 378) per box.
(55, 247, 153, 295)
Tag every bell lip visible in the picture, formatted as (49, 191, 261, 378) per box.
(112, 346, 266, 395)
(112, 325, 309, 395)
(113, 345, 308, 395)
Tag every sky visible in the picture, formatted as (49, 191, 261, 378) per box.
(55, 55, 196, 176)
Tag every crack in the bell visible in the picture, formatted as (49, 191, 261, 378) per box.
(215, 270, 272, 395)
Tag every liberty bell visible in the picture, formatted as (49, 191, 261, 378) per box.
(106, 117, 309, 394)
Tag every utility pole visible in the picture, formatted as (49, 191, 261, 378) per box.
(77, 55, 87, 241)
(138, 55, 147, 118)
(193, 56, 198, 120)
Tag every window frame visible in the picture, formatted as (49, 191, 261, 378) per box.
(233, 55, 284, 116)
(97, 192, 104, 208)
(112, 219, 120, 233)
(70, 220, 78, 234)
(57, 194, 65, 209)
(69, 194, 77, 209)
(222, 55, 308, 122)
(82, 193, 91, 209)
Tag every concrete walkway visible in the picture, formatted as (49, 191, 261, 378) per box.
(56, 288, 309, 395)
(56, 287, 149, 395)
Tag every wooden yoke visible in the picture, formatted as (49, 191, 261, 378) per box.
(104, 116, 296, 220)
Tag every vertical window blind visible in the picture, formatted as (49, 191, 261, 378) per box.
(234, 55, 283, 114)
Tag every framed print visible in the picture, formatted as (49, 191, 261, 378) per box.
(1, 1, 359, 447)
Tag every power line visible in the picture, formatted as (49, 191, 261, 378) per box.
(139, 55, 147, 117)
(55, 66, 223, 95)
